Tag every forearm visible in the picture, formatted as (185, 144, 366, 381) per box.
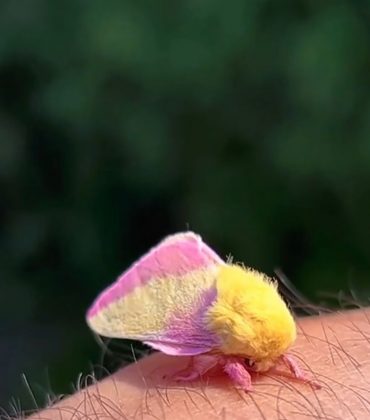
(29, 308, 370, 419)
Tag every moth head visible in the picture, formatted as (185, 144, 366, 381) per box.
(245, 358, 275, 373)
(207, 264, 297, 366)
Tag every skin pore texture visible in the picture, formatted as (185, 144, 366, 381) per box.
(29, 308, 370, 420)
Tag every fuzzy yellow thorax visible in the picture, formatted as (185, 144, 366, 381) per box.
(206, 264, 296, 369)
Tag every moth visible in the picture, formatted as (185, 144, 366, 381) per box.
(87, 232, 319, 391)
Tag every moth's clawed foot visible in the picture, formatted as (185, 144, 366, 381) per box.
(172, 370, 201, 382)
(291, 373, 321, 390)
(168, 354, 220, 383)
(282, 354, 321, 390)
(305, 379, 321, 390)
(233, 380, 253, 393)
(162, 370, 199, 382)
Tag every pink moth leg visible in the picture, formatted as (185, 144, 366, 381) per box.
(223, 357, 252, 392)
(172, 355, 253, 391)
(282, 354, 321, 389)
(172, 354, 219, 381)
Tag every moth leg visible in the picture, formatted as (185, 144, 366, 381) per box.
(223, 358, 252, 392)
(282, 354, 321, 389)
(172, 354, 219, 381)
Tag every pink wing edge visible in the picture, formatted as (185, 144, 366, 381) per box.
(86, 232, 224, 355)
(87, 231, 224, 319)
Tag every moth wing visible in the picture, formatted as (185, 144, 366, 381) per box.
(87, 232, 224, 355)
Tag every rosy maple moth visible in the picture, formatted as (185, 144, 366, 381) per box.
(86, 232, 319, 391)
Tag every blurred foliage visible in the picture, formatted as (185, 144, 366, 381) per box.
(1, 0, 370, 411)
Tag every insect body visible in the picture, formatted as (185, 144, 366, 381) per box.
(87, 232, 318, 391)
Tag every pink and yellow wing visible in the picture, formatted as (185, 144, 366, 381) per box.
(86, 232, 225, 355)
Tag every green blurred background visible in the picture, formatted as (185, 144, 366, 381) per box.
(1, 0, 370, 413)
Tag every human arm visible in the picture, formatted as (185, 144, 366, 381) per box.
(29, 308, 370, 419)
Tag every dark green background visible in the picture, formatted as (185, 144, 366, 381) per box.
(1, 0, 370, 413)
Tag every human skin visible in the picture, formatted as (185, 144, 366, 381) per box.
(29, 308, 370, 420)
